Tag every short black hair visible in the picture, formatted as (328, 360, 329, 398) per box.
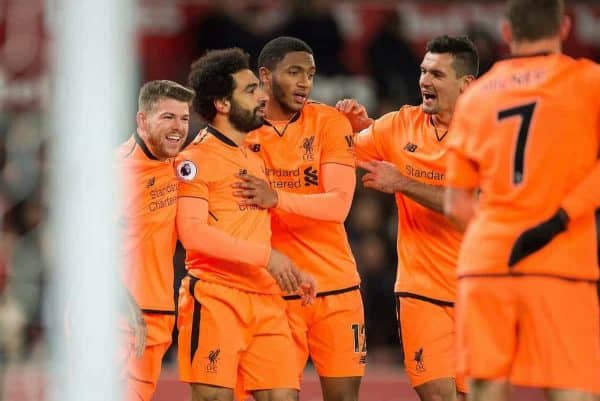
(188, 48, 250, 122)
(426, 35, 480, 77)
(506, 0, 564, 42)
(138, 80, 194, 113)
(258, 36, 313, 70)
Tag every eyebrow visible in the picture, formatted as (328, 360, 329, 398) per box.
(287, 64, 316, 71)
(421, 66, 446, 76)
(245, 82, 258, 91)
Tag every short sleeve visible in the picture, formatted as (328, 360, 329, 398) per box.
(446, 97, 480, 188)
(320, 113, 356, 167)
(353, 111, 395, 162)
(175, 154, 208, 200)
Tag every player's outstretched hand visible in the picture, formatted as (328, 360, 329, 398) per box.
(335, 98, 373, 133)
(125, 291, 147, 358)
(267, 249, 300, 293)
(508, 208, 569, 267)
(358, 159, 405, 194)
(233, 173, 278, 209)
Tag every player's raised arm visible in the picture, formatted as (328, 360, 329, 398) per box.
(335, 98, 373, 133)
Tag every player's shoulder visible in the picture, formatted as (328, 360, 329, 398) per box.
(177, 129, 213, 162)
(115, 136, 137, 160)
(570, 57, 600, 79)
(303, 100, 348, 122)
(378, 105, 425, 128)
(395, 104, 425, 120)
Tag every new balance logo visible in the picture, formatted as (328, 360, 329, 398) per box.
(303, 166, 318, 186)
(404, 142, 418, 152)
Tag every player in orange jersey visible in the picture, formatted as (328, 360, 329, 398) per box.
(175, 48, 316, 401)
(336, 36, 479, 401)
(116, 80, 194, 401)
(232, 36, 364, 401)
(444, 1, 600, 400)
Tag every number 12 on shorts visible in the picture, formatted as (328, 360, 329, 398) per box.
(351, 323, 367, 353)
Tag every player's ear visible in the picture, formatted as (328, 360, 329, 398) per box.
(559, 15, 571, 42)
(214, 98, 231, 114)
(258, 67, 271, 86)
(136, 111, 145, 129)
(459, 75, 476, 94)
(501, 19, 512, 47)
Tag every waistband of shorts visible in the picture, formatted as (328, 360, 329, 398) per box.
(141, 309, 175, 315)
(395, 291, 454, 307)
(185, 273, 280, 296)
(283, 285, 360, 300)
(457, 272, 599, 284)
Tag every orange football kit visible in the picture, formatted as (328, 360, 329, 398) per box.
(176, 126, 297, 392)
(246, 102, 366, 378)
(117, 132, 178, 401)
(447, 53, 600, 393)
(354, 105, 466, 391)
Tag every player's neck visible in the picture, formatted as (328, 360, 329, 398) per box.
(265, 100, 298, 122)
(210, 120, 245, 146)
(432, 113, 451, 130)
(510, 38, 562, 57)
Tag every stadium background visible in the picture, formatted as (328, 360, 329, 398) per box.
(0, 0, 598, 400)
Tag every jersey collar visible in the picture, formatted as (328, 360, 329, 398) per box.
(263, 111, 301, 137)
(506, 51, 552, 59)
(206, 125, 238, 147)
(133, 130, 159, 160)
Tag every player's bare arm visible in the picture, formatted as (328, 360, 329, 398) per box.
(359, 159, 446, 213)
(443, 186, 478, 232)
(123, 287, 147, 359)
(233, 164, 355, 223)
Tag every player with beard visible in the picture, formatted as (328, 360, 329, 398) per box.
(232, 37, 364, 401)
(175, 48, 316, 401)
(336, 36, 479, 401)
(116, 79, 194, 401)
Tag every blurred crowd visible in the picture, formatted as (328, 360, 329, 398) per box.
(1, 0, 599, 386)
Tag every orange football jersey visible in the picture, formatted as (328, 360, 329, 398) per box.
(117, 132, 178, 312)
(246, 102, 360, 293)
(354, 105, 463, 302)
(176, 126, 280, 294)
(447, 53, 600, 280)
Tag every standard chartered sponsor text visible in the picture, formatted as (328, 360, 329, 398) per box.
(149, 183, 178, 211)
(405, 165, 445, 181)
(263, 167, 302, 189)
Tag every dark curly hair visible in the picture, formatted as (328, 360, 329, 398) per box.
(188, 48, 250, 122)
